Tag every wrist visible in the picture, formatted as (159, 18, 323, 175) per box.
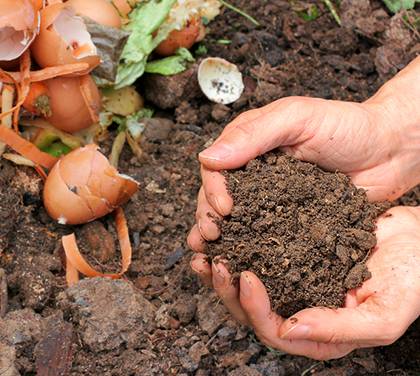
(367, 56, 420, 127)
(365, 57, 420, 195)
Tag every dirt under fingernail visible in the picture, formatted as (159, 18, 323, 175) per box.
(206, 152, 390, 317)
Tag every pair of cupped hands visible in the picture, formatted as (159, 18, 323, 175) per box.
(187, 57, 420, 360)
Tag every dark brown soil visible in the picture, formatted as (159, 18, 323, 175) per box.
(207, 153, 388, 317)
(0, 0, 419, 375)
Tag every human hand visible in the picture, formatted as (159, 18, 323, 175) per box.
(187, 56, 420, 265)
(190, 206, 420, 360)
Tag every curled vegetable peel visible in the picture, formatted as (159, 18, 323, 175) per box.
(63, 207, 132, 286)
(43, 144, 139, 225)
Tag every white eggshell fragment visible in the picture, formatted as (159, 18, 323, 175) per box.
(197, 57, 244, 105)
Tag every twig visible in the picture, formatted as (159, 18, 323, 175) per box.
(322, 0, 341, 26)
(0, 269, 8, 318)
(218, 0, 260, 27)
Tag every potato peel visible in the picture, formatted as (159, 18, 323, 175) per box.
(63, 207, 132, 286)
(0, 125, 58, 169)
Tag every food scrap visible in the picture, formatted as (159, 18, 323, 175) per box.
(0, 0, 226, 286)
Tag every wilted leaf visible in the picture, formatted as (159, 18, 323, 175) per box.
(145, 48, 195, 75)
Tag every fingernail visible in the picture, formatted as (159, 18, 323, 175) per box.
(281, 324, 311, 340)
(199, 144, 232, 161)
(213, 196, 224, 215)
(212, 263, 225, 288)
(190, 254, 201, 273)
(197, 219, 210, 241)
(240, 272, 252, 298)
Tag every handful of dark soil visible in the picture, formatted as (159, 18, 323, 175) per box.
(207, 153, 389, 317)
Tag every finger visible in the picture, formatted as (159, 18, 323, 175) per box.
(190, 253, 212, 287)
(187, 224, 206, 253)
(196, 187, 221, 241)
(239, 272, 354, 359)
(198, 97, 321, 170)
(212, 261, 250, 325)
(277, 296, 405, 346)
(239, 271, 285, 345)
(201, 166, 233, 216)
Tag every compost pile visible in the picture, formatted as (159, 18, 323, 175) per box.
(0, 0, 419, 375)
(207, 153, 389, 317)
(0, 0, 223, 285)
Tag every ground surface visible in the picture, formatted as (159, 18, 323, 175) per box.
(0, 0, 419, 375)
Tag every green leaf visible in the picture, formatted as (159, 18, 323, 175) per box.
(195, 43, 208, 56)
(297, 4, 319, 22)
(145, 48, 195, 75)
(216, 39, 232, 45)
(382, 0, 416, 13)
(115, 0, 177, 89)
(41, 142, 71, 158)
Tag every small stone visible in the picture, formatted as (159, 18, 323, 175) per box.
(228, 366, 262, 376)
(219, 343, 261, 368)
(142, 118, 174, 143)
(188, 341, 209, 364)
(196, 291, 229, 335)
(251, 359, 286, 376)
(216, 326, 236, 340)
(161, 203, 175, 217)
(135, 276, 152, 290)
(155, 304, 178, 330)
(172, 294, 197, 324)
(165, 248, 185, 270)
(151, 225, 165, 234)
(79, 221, 116, 263)
(211, 104, 231, 121)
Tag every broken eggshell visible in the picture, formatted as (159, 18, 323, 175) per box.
(197, 57, 244, 105)
(0, 0, 40, 61)
(31, 3, 100, 72)
(43, 144, 139, 225)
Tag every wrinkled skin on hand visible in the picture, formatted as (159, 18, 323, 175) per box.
(187, 57, 420, 359)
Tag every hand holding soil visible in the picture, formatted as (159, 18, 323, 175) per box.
(188, 56, 420, 360)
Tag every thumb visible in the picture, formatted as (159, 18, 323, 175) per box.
(278, 297, 403, 346)
(198, 96, 324, 170)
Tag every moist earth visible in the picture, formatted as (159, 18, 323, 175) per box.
(0, 0, 419, 375)
(207, 153, 389, 317)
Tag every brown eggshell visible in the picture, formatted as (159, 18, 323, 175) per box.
(43, 159, 95, 225)
(43, 144, 139, 225)
(0, 0, 38, 30)
(31, 3, 100, 71)
(0, 0, 39, 61)
(66, 0, 122, 29)
(44, 75, 101, 133)
(155, 19, 201, 57)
